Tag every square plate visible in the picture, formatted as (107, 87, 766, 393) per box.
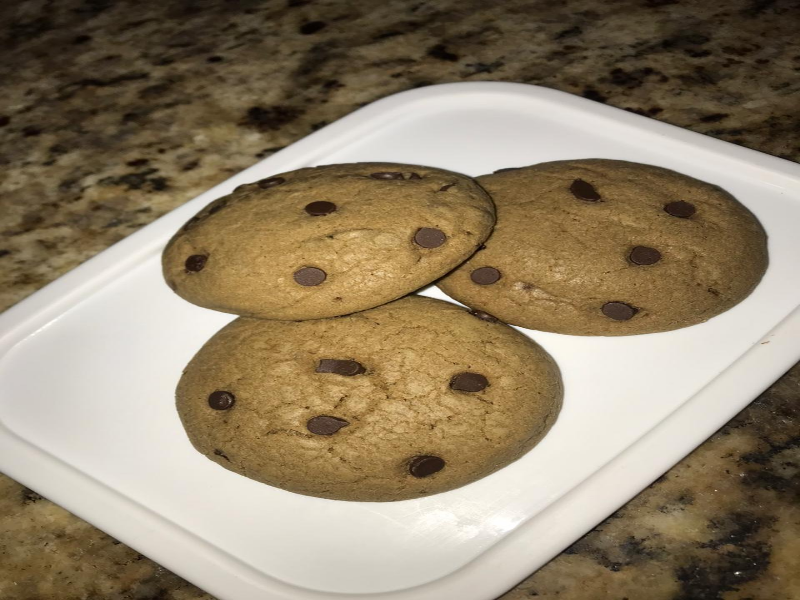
(1, 82, 800, 600)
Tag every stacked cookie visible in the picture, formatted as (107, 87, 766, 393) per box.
(438, 160, 768, 335)
(163, 160, 767, 502)
(164, 163, 496, 320)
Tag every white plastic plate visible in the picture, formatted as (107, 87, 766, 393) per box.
(1, 83, 800, 600)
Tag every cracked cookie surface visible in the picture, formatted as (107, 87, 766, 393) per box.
(176, 296, 562, 501)
(438, 159, 768, 336)
(162, 162, 495, 320)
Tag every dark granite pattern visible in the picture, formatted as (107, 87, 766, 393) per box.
(1, 0, 799, 598)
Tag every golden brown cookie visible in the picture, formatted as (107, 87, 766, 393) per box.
(437, 159, 768, 336)
(176, 297, 562, 501)
(163, 163, 495, 320)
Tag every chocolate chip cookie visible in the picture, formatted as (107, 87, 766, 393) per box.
(176, 296, 563, 501)
(163, 163, 495, 320)
(438, 159, 768, 336)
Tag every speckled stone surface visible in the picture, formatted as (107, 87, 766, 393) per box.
(0, 0, 798, 598)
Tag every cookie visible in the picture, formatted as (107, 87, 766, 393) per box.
(438, 159, 768, 336)
(176, 296, 562, 501)
(163, 163, 495, 320)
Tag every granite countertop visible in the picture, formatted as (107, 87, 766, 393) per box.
(1, 0, 799, 598)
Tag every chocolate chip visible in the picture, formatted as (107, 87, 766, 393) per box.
(450, 372, 489, 392)
(208, 391, 235, 410)
(316, 359, 365, 376)
(408, 172, 422, 179)
(602, 302, 638, 321)
(294, 267, 326, 286)
(213, 449, 231, 461)
(664, 201, 696, 218)
(258, 176, 285, 189)
(470, 310, 499, 323)
(409, 455, 445, 478)
(629, 246, 662, 265)
(370, 172, 404, 180)
(438, 183, 455, 191)
(208, 200, 227, 214)
(305, 201, 337, 216)
(182, 216, 200, 231)
(414, 227, 446, 248)
(185, 254, 207, 272)
(470, 267, 501, 285)
(570, 179, 601, 201)
(307, 415, 350, 435)
(493, 167, 519, 173)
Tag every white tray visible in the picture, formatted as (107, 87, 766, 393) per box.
(2, 82, 800, 600)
